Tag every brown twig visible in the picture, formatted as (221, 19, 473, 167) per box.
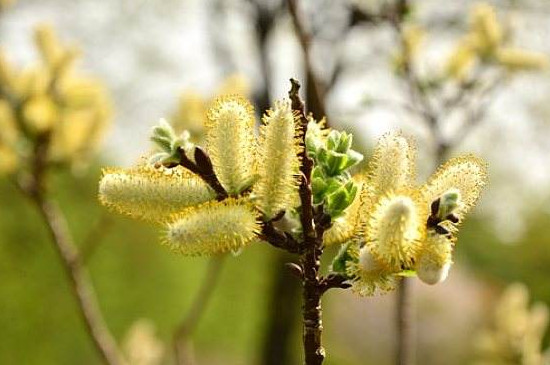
(173, 255, 226, 365)
(287, 0, 327, 121)
(289, 78, 326, 365)
(13, 131, 125, 365)
(173, 146, 228, 200)
(33, 196, 125, 365)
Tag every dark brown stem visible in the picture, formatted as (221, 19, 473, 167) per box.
(389, 3, 418, 365)
(174, 146, 228, 200)
(289, 78, 325, 365)
(260, 219, 303, 254)
(174, 255, 226, 365)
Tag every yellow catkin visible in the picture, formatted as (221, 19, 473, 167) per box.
(0, 144, 18, 174)
(22, 94, 58, 133)
(364, 190, 426, 271)
(165, 198, 260, 255)
(365, 131, 416, 203)
(206, 95, 256, 195)
(34, 25, 64, 68)
(420, 154, 487, 221)
(171, 90, 207, 139)
(216, 74, 250, 97)
(254, 99, 301, 220)
(347, 245, 399, 296)
(324, 181, 364, 245)
(49, 77, 112, 164)
(445, 38, 477, 81)
(99, 165, 216, 222)
(416, 233, 454, 285)
(470, 2, 502, 54)
(496, 48, 550, 71)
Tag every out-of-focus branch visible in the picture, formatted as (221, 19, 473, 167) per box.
(10, 116, 125, 365)
(287, 0, 327, 121)
(173, 255, 226, 365)
(14, 135, 125, 365)
(33, 195, 125, 365)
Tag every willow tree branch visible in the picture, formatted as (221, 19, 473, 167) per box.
(173, 255, 226, 365)
(287, 0, 327, 121)
(32, 196, 125, 365)
(289, 78, 326, 365)
(12, 131, 125, 365)
(173, 146, 228, 200)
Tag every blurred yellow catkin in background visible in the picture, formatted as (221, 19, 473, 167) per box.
(445, 2, 549, 81)
(475, 283, 550, 365)
(170, 74, 250, 143)
(0, 25, 112, 174)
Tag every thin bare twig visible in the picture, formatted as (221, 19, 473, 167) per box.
(33, 196, 125, 365)
(287, 0, 327, 121)
(173, 255, 226, 365)
(12, 126, 125, 364)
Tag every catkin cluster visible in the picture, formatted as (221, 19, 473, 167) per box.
(99, 96, 487, 294)
(100, 96, 302, 255)
(445, 3, 549, 79)
(330, 132, 487, 295)
(0, 25, 111, 174)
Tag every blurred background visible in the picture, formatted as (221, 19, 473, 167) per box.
(2, 0, 550, 364)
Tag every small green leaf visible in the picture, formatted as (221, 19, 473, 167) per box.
(396, 270, 417, 277)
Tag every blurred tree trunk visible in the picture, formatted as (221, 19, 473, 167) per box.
(261, 252, 301, 365)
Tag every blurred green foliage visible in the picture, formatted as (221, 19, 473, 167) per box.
(0, 163, 300, 364)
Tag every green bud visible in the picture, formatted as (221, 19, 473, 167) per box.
(437, 189, 460, 219)
(326, 130, 340, 151)
(305, 121, 323, 158)
(326, 181, 357, 218)
(316, 148, 329, 166)
(150, 135, 172, 153)
(336, 132, 352, 153)
(326, 152, 349, 176)
(152, 119, 176, 140)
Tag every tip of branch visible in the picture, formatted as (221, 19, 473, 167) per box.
(289, 78, 301, 97)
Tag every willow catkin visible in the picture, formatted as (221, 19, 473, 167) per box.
(253, 99, 301, 220)
(165, 198, 260, 255)
(205, 95, 256, 195)
(99, 165, 215, 222)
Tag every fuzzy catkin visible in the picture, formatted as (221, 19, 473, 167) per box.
(416, 233, 454, 285)
(253, 100, 301, 220)
(420, 155, 487, 221)
(99, 165, 215, 222)
(165, 198, 260, 255)
(364, 191, 425, 270)
(206, 95, 256, 195)
(365, 131, 416, 199)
